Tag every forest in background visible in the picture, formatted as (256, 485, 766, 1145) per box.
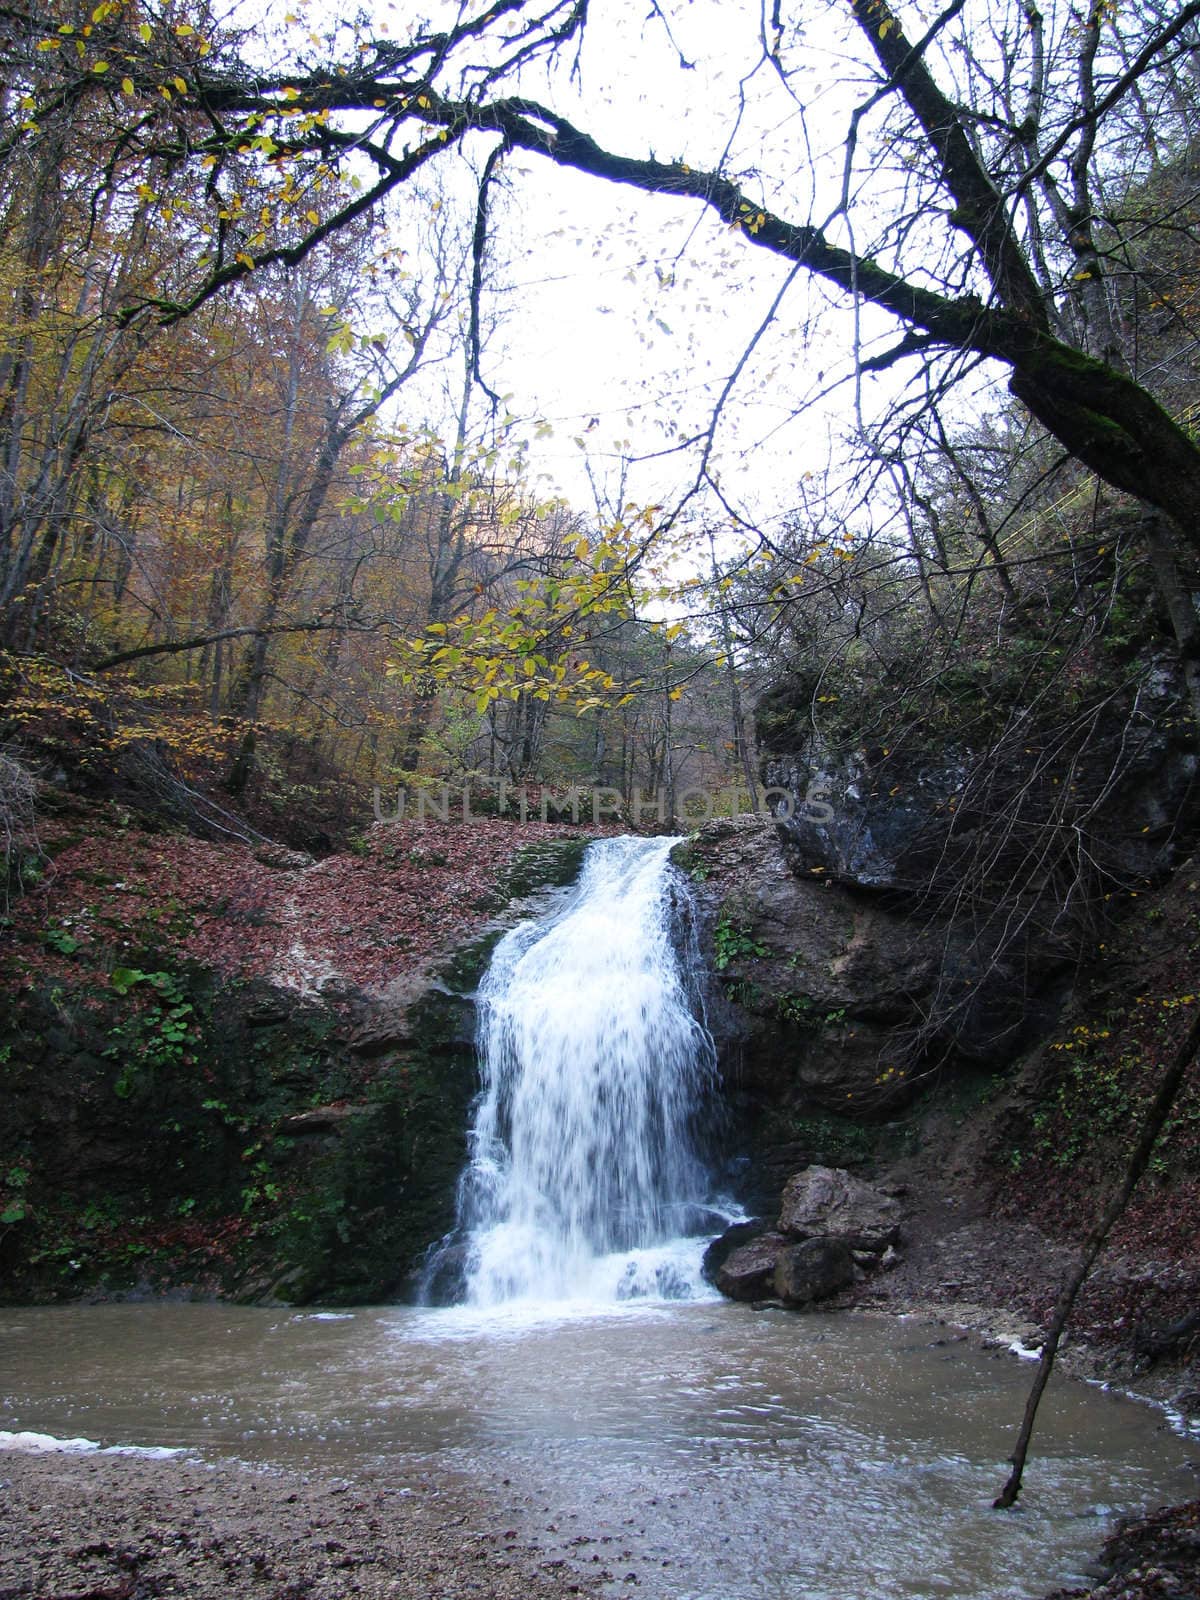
(0, 0, 1196, 876)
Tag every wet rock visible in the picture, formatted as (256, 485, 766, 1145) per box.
(714, 1232, 789, 1301)
(778, 1165, 901, 1252)
(683, 821, 941, 1113)
(417, 1240, 471, 1306)
(348, 985, 476, 1056)
(700, 1219, 770, 1286)
(774, 1236, 857, 1306)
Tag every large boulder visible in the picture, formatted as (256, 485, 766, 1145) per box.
(774, 1236, 857, 1306)
(701, 1218, 771, 1286)
(778, 1165, 900, 1252)
(715, 1232, 789, 1301)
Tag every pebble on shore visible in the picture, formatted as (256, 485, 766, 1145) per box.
(0, 1447, 600, 1600)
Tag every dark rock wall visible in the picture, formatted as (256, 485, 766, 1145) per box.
(0, 862, 583, 1307)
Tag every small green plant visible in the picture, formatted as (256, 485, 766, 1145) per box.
(43, 925, 79, 955)
(105, 968, 198, 1097)
(777, 991, 815, 1025)
(726, 978, 763, 1008)
(2, 1162, 30, 1224)
(713, 913, 767, 971)
(776, 992, 846, 1028)
(240, 1148, 281, 1213)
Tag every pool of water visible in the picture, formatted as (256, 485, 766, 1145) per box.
(2, 1299, 1197, 1599)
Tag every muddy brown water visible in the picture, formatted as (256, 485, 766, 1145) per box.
(2, 1299, 1197, 1600)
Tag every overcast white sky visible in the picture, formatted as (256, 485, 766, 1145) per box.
(472, 0, 881, 520)
(236, 0, 1006, 537)
(295, 0, 907, 528)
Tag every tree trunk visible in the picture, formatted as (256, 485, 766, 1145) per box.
(994, 1008, 1200, 1509)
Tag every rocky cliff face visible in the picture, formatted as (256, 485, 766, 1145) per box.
(683, 650, 1200, 1207)
(680, 819, 939, 1101)
(0, 804, 597, 1306)
(755, 658, 1196, 902)
(675, 815, 1058, 1208)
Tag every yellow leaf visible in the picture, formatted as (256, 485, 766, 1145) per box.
(175, 22, 194, 35)
(92, 59, 109, 72)
(306, 209, 320, 224)
(235, 251, 255, 268)
(121, 76, 134, 94)
(137, 22, 152, 41)
(173, 75, 187, 93)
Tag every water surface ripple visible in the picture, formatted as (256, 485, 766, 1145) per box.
(3, 1300, 1197, 1600)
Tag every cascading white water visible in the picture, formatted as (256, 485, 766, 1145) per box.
(451, 834, 721, 1307)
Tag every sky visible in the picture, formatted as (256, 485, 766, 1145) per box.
(476, 1, 878, 518)
(228, 0, 1012, 541)
(337, 0, 920, 531)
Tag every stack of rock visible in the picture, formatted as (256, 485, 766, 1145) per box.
(705, 1165, 901, 1307)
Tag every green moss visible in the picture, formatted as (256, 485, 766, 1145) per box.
(438, 928, 506, 995)
(495, 835, 592, 899)
(268, 991, 478, 1304)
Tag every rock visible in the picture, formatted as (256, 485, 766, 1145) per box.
(700, 1219, 770, 1285)
(758, 664, 1197, 897)
(714, 1232, 789, 1301)
(774, 1236, 857, 1305)
(254, 844, 315, 870)
(778, 1164, 901, 1252)
(349, 987, 475, 1056)
(685, 821, 941, 1111)
(879, 1244, 901, 1271)
(275, 1104, 376, 1137)
(416, 1240, 471, 1306)
(760, 731, 971, 892)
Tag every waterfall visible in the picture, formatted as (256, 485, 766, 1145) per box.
(439, 834, 722, 1308)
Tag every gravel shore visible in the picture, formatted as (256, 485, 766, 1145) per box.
(0, 1447, 598, 1600)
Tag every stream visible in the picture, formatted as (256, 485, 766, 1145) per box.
(1, 1299, 1197, 1599)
